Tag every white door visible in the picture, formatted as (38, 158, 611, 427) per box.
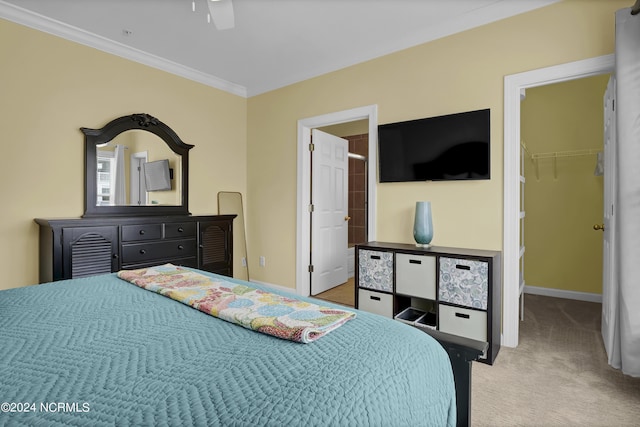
(310, 129, 349, 295)
(601, 76, 618, 362)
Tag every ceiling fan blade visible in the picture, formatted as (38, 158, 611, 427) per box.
(207, 0, 235, 30)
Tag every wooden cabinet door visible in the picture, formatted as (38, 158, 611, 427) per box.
(198, 220, 233, 277)
(62, 226, 119, 279)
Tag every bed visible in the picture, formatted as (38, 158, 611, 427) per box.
(0, 267, 456, 426)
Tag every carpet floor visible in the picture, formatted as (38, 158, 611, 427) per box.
(313, 283, 640, 425)
(472, 294, 640, 426)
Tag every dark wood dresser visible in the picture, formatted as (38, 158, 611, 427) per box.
(35, 215, 234, 283)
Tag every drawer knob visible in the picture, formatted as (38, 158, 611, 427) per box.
(178, 227, 184, 232)
(139, 249, 146, 255)
(455, 312, 470, 319)
(370, 255, 381, 260)
(178, 245, 184, 250)
(139, 230, 145, 235)
(409, 259, 422, 264)
(455, 264, 471, 270)
(370, 295, 381, 301)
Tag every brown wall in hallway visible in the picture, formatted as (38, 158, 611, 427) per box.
(346, 133, 368, 246)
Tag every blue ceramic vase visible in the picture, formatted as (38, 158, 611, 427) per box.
(413, 201, 433, 247)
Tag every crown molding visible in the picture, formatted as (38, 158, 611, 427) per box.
(0, 1, 247, 98)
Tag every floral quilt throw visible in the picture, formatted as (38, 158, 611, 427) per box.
(117, 264, 355, 343)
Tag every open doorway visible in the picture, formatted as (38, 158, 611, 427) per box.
(503, 55, 614, 348)
(518, 75, 611, 348)
(520, 75, 610, 306)
(296, 105, 378, 302)
(313, 120, 369, 307)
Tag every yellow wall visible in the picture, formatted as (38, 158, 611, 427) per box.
(319, 119, 369, 137)
(0, 18, 247, 290)
(246, 0, 627, 289)
(522, 75, 609, 294)
(0, 0, 628, 292)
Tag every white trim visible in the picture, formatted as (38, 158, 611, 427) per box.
(296, 105, 378, 296)
(524, 285, 602, 303)
(503, 54, 614, 347)
(0, 1, 247, 97)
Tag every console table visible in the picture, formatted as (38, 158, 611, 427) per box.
(356, 241, 501, 365)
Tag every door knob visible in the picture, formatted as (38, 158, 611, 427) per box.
(593, 224, 605, 231)
(345, 216, 351, 221)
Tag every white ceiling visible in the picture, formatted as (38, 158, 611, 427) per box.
(0, 0, 559, 97)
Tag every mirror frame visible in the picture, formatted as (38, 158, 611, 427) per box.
(82, 113, 193, 217)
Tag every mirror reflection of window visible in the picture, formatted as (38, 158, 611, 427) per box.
(97, 150, 115, 206)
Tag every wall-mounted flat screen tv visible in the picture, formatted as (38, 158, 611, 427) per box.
(378, 108, 490, 182)
(143, 159, 172, 191)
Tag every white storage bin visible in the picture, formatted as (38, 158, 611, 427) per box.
(396, 253, 436, 300)
(438, 304, 487, 342)
(358, 289, 393, 318)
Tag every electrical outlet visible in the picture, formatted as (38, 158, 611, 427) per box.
(259, 256, 266, 267)
(241, 257, 247, 267)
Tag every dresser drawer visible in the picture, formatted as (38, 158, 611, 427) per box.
(438, 257, 489, 310)
(358, 249, 393, 292)
(358, 289, 393, 318)
(121, 239, 196, 264)
(123, 257, 198, 271)
(438, 304, 487, 342)
(395, 253, 436, 299)
(165, 222, 196, 239)
(121, 224, 163, 242)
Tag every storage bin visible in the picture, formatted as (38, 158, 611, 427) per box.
(394, 307, 426, 325)
(358, 249, 393, 292)
(358, 289, 393, 318)
(396, 253, 436, 299)
(415, 312, 437, 330)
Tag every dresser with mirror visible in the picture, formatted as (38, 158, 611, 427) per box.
(35, 113, 234, 283)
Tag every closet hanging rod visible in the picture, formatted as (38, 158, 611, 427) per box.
(530, 148, 600, 160)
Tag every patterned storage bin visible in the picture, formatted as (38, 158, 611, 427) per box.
(438, 257, 488, 310)
(358, 249, 393, 292)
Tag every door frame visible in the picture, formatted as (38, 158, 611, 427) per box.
(130, 151, 148, 206)
(502, 54, 614, 347)
(296, 105, 378, 296)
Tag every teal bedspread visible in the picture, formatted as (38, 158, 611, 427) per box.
(0, 271, 456, 426)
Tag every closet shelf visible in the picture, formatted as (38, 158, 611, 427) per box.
(521, 144, 603, 180)
(530, 148, 601, 160)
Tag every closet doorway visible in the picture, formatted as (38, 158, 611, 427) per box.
(520, 75, 611, 311)
(503, 55, 614, 348)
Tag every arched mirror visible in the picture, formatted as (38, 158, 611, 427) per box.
(82, 113, 193, 217)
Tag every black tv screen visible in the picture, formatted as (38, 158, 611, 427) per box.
(378, 109, 490, 182)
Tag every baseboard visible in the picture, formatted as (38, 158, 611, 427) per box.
(524, 285, 602, 303)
